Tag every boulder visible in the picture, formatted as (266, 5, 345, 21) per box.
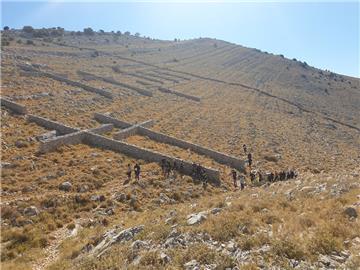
(90, 225, 144, 257)
(23, 206, 39, 216)
(59, 181, 72, 192)
(77, 184, 90, 193)
(187, 211, 207, 225)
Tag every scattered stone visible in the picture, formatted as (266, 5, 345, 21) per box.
(90, 194, 105, 202)
(210, 208, 222, 215)
(59, 181, 72, 192)
(113, 192, 127, 202)
(226, 241, 237, 252)
(23, 206, 39, 216)
(343, 207, 357, 218)
(36, 130, 57, 141)
(187, 211, 207, 225)
(160, 252, 171, 264)
(77, 184, 90, 193)
(131, 240, 149, 250)
(0, 162, 17, 169)
(184, 259, 200, 270)
(15, 139, 28, 148)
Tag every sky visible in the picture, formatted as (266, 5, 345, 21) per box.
(1, 1, 359, 77)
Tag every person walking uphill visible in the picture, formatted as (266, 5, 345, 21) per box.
(124, 163, 132, 184)
(231, 169, 237, 187)
(134, 163, 141, 181)
(247, 153, 253, 169)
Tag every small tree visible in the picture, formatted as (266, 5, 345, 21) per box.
(124, 31, 130, 35)
(99, 29, 105, 34)
(23, 26, 34, 33)
(3, 26, 9, 31)
(135, 32, 140, 37)
(83, 27, 94, 35)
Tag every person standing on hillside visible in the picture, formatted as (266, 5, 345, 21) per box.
(134, 163, 141, 181)
(125, 163, 132, 184)
(247, 153, 253, 169)
(239, 175, 245, 190)
(243, 144, 247, 154)
(231, 169, 237, 187)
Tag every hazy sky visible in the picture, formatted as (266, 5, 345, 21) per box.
(1, 1, 359, 77)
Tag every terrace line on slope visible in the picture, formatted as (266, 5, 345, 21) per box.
(18, 64, 113, 99)
(77, 70, 153, 97)
(0, 98, 28, 115)
(26, 114, 220, 184)
(95, 113, 245, 171)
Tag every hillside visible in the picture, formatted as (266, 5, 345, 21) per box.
(1, 28, 359, 270)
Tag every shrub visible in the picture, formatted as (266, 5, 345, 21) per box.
(3, 26, 9, 31)
(272, 237, 305, 260)
(26, 40, 34, 45)
(23, 26, 34, 33)
(308, 228, 342, 255)
(124, 31, 130, 35)
(83, 27, 94, 35)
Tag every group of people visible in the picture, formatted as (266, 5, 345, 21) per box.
(161, 159, 183, 178)
(249, 169, 298, 183)
(191, 163, 208, 188)
(125, 163, 141, 184)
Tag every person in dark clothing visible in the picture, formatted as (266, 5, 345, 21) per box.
(165, 161, 171, 177)
(258, 171, 263, 182)
(134, 163, 141, 181)
(231, 169, 237, 187)
(161, 159, 166, 176)
(179, 161, 184, 177)
(239, 175, 245, 190)
(247, 153, 252, 168)
(126, 163, 132, 180)
(269, 172, 274, 182)
(243, 144, 247, 154)
(250, 171, 256, 182)
(274, 172, 279, 181)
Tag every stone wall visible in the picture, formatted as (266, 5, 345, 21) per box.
(0, 98, 27, 114)
(158, 87, 201, 102)
(114, 126, 140, 140)
(94, 113, 154, 130)
(78, 71, 153, 97)
(83, 132, 220, 185)
(18, 65, 113, 99)
(87, 124, 114, 134)
(94, 113, 133, 128)
(112, 67, 164, 84)
(27, 114, 80, 135)
(113, 120, 155, 140)
(138, 127, 245, 171)
(42, 71, 113, 99)
(38, 131, 85, 154)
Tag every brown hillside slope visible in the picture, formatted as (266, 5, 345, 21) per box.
(1, 30, 359, 270)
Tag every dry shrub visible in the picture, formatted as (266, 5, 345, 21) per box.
(307, 227, 342, 255)
(174, 243, 235, 269)
(197, 212, 249, 242)
(272, 236, 306, 260)
(238, 233, 270, 251)
(136, 223, 171, 243)
(139, 250, 161, 267)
